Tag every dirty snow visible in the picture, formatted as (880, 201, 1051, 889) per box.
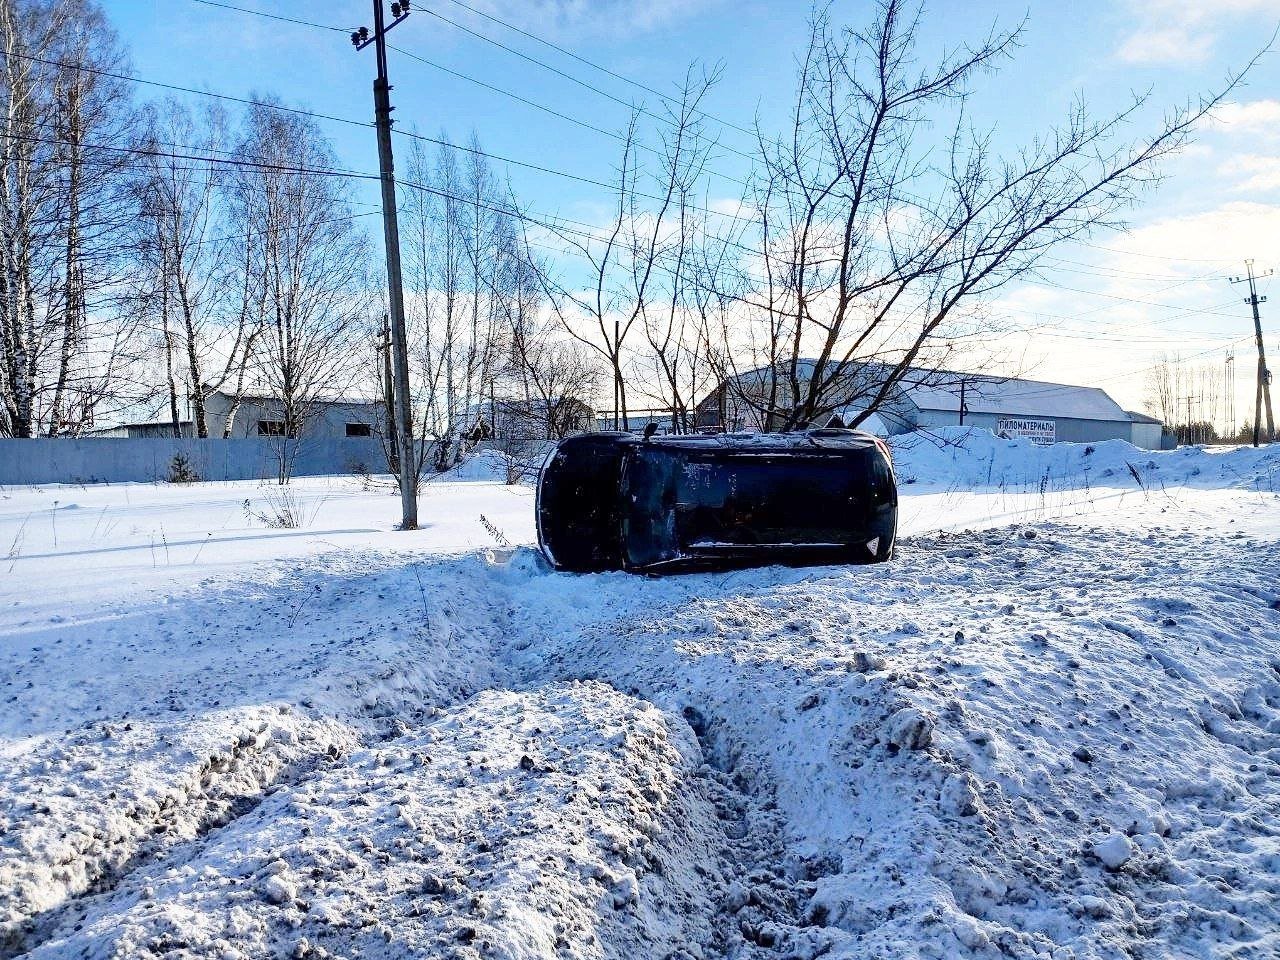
(1, 428, 1278, 959)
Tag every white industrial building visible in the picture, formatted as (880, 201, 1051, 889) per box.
(695, 363, 1171, 449)
(90, 390, 383, 440)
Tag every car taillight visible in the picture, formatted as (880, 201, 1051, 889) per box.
(873, 436, 892, 464)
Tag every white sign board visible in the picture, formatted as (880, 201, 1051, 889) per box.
(997, 417, 1056, 445)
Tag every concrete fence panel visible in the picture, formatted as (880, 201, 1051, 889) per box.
(0, 437, 390, 486)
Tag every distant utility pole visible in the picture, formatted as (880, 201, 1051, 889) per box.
(379, 314, 400, 477)
(1229, 260, 1275, 447)
(1225, 349, 1236, 438)
(354, 1, 417, 529)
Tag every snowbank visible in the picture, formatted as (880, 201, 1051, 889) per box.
(23, 683, 725, 959)
(435, 449, 517, 483)
(890, 426, 1280, 493)
(1, 441, 1277, 958)
(505, 515, 1280, 957)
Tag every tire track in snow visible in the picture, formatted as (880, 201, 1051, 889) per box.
(1, 552, 510, 956)
(4, 509, 1278, 958)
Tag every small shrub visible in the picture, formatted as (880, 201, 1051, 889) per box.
(167, 453, 200, 484)
(243, 488, 323, 529)
(479, 514, 510, 546)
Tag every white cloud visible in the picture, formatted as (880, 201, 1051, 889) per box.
(1117, 27, 1213, 66)
(1119, 200, 1280, 260)
(1219, 153, 1280, 192)
(1211, 99, 1280, 137)
(1115, 0, 1280, 65)
(986, 201, 1280, 411)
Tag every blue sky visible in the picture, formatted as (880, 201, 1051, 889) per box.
(108, 0, 1280, 421)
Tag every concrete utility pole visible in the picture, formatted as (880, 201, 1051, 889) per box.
(354, 1, 418, 528)
(1229, 260, 1275, 447)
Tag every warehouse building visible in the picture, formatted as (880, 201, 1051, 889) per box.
(89, 390, 383, 440)
(695, 362, 1171, 449)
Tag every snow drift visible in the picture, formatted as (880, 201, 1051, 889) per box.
(1, 435, 1277, 958)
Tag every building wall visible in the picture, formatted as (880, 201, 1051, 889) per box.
(0, 437, 390, 485)
(128, 422, 193, 438)
(1129, 421, 1165, 450)
(913, 408, 1136, 444)
(203, 394, 382, 440)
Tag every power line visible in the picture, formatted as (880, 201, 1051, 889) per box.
(181, 1, 758, 189)
(383, 41, 634, 144)
(1021, 278, 1249, 321)
(1, 127, 623, 251)
(1070, 237, 1240, 264)
(386, 40, 758, 193)
(435, 0, 760, 141)
(0, 129, 379, 180)
(1001, 335, 1255, 400)
(25, 15, 1254, 335)
(9, 51, 370, 131)
(10, 49, 760, 228)
(413, 3, 758, 163)
(1024, 328, 1240, 345)
(187, 0, 352, 33)
(180, 0, 1253, 289)
(1033, 255, 1219, 283)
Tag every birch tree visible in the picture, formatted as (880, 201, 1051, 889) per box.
(227, 100, 371, 442)
(133, 98, 257, 437)
(0, 0, 140, 437)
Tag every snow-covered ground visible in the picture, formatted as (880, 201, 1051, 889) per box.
(1, 429, 1278, 959)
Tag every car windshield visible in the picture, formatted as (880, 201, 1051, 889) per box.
(623, 448, 870, 566)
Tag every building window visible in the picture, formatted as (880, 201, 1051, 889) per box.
(345, 422, 372, 437)
(257, 420, 286, 437)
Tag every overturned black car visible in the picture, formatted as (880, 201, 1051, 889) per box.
(536, 429, 897, 574)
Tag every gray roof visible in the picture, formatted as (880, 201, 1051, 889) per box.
(716, 361, 1132, 424)
(1126, 410, 1163, 425)
(903, 373, 1131, 423)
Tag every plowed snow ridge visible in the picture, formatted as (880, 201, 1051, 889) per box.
(1, 430, 1278, 958)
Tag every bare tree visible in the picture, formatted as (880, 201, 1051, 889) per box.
(227, 101, 371, 471)
(1144, 354, 1177, 427)
(1149, 351, 1228, 443)
(494, 222, 599, 440)
(0, 0, 142, 438)
(401, 135, 522, 465)
(539, 70, 719, 431)
(402, 137, 466, 444)
(711, 0, 1252, 432)
(132, 98, 263, 438)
